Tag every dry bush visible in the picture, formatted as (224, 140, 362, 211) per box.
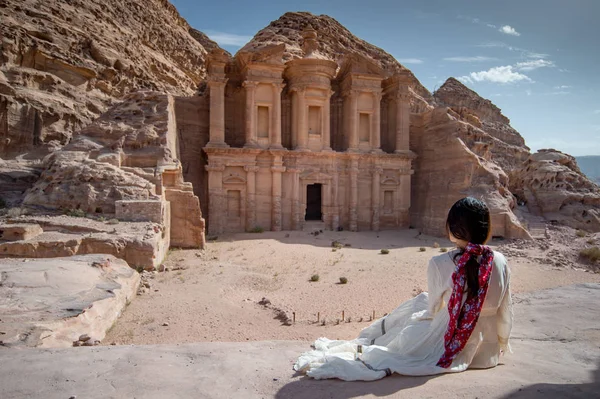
(580, 247, 600, 263)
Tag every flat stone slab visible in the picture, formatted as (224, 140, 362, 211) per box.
(0, 255, 139, 348)
(0, 284, 599, 398)
(0, 223, 43, 241)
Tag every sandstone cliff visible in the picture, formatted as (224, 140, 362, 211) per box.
(433, 78, 531, 172)
(0, 0, 218, 156)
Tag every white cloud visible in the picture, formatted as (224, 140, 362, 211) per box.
(459, 65, 532, 84)
(204, 31, 252, 47)
(499, 25, 521, 36)
(526, 89, 532, 96)
(397, 58, 424, 64)
(486, 24, 497, 29)
(476, 42, 548, 58)
(559, 68, 571, 73)
(554, 85, 571, 89)
(549, 91, 570, 95)
(515, 59, 555, 71)
(443, 56, 497, 62)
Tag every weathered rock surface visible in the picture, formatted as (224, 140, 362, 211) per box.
(0, 216, 168, 270)
(0, 0, 217, 156)
(410, 107, 530, 239)
(0, 254, 139, 348)
(433, 78, 531, 173)
(23, 151, 160, 214)
(0, 223, 42, 241)
(19, 91, 205, 249)
(1, 284, 598, 397)
(511, 149, 600, 232)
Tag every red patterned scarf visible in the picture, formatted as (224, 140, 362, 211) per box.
(437, 242, 494, 368)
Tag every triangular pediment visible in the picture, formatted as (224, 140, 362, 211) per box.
(223, 173, 247, 184)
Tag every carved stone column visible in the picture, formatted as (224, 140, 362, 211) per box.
(371, 92, 382, 152)
(270, 83, 284, 149)
(206, 163, 226, 235)
(331, 168, 340, 230)
(296, 88, 308, 150)
(271, 159, 286, 231)
(395, 91, 410, 152)
(371, 167, 382, 231)
(322, 90, 333, 151)
(348, 90, 359, 151)
(288, 168, 301, 230)
(349, 158, 359, 231)
(206, 77, 229, 148)
(243, 81, 258, 148)
(244, 165, 259, 231)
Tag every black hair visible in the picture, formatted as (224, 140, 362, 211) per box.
(446, 197, 492, 298)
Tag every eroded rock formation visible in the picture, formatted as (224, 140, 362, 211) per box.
(0, 0, 215, 156)
(511, 150, 600, 232)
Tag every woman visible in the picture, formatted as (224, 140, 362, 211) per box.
(294, 197, 513, 381)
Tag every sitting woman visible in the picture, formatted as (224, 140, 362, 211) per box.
(294, 197, 513, 381)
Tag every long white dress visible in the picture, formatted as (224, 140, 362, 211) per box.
(294, 249, 513, 381)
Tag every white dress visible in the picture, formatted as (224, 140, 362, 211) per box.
(294, 249, 513, 381)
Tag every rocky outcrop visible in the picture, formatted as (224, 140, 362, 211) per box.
(410, 108, 531, 239)
(0, 0, 215, 156)
(433, 78, 530, 173)
(20, 91, 205, 249)
(0, 254, 139, 348)
(510, 150, 600, 232)
(23, 151, 160, 214)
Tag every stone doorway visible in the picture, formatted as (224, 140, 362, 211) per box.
(305, 184, 322, 221)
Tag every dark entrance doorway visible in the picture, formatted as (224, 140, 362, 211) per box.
(305, 184, 322, 221)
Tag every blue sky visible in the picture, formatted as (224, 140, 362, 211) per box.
(172, 0, 600, 156)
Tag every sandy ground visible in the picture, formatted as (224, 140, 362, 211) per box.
(104, 228, 600, 345)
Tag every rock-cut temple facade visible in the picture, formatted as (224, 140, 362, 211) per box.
(203, 27, 416, 235)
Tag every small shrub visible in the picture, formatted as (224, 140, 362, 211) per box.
(310, 274, 320, 282)
(576, 230, 587, 238)
(339, 277, 348, 284)
(380, 249, 390, 255)
(107, 218, 120, 225)
(587, 239, 596, 245)
(249, 226, 264, 233)
(440, 247, 448, 253)
(332, 248, 337, 252)
(432, 242, 440, 248)
(344, 243, 351, 247)
(98, 216, 106, 222)
(419, 247, 426, 252)
(331, 240, 343, 249)
(580, 247, 600, 263)
(66, 208, 86, 217)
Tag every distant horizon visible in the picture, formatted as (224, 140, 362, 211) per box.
(172, 0, 600, 156)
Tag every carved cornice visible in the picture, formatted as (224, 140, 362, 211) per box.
(272, 82, 286, 91)
(208, 76, 228, 86)
(205, 164, 226, 172)
(242, 81, 258, 89)
(372, 167, 383, 175)
(271, 166, 287, 173)
(243, 165, 260, 173)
